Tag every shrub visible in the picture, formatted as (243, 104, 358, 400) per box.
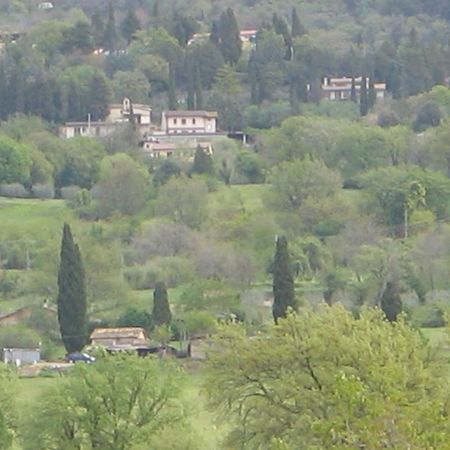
(31, 183, 55, 199)
(0, 183, 28, 198)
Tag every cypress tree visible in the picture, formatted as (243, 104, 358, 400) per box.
(380, 281, 402, 322)
(219, 8, 242, 65)
(187, 64, 195, 110)
(272, 236, 296, 324)
(359, 76, 369, 116)
(120, 8, 141, 44)
(350, 76, 357, 103)
(210, 21, 220, 46)
(368, 76, 376, 109)
(103, 2, 118, 52)
(168, 64, 177, 110)
(91, 8, 105, 47)
(152, 281, 172, 326)
(57, 223, 87, 353)
(291, 7, 306, 38)
(192, 146, 214, 175)
(194, 66, 203, 109)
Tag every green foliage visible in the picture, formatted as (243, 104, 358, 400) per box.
(116, 307, 152, 330)
(57, 223, 87, 353)
(152, 281, 172, 326)
(0, 365, 15, 450)
(413, 100, 443, 132)
(155, 175, 209, 229)
(0, 134, 31, 185)
(205, 306, 449, 449)
(272, 236, 296, 323)
(380, 280, 403, 322)
(22, 355, 185, 450)
(218, 8, 242, 65)
(191, 147, 214, 176)
(234, 150, 266, 184)
(96, 153, 149, 217)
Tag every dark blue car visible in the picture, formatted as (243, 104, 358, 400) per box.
(66, 352, 96, 363)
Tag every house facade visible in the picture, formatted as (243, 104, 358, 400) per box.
(3, 348, 40, 365)
(320, 77, 387, 101)
(107, 97, 152, 126)
(90, 327, 148, 349)
(140, 139, 213, 161)
(161, 111, 218, 134)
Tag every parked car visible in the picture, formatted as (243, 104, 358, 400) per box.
(66, 352, 96, 364)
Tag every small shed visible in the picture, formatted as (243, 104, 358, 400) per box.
(3, 348, 40, 366)
(90, 327, 148, 348)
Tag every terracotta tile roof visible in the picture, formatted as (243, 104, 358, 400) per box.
(90, 327, 146, 340)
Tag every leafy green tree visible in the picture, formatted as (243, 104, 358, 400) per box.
(272, 236, 296, 323)
(89, 74, 111, 121)
(112, 70, 150, 103)
(155, 175, 209, 229)
(413, 101, 442, 132)
(153, 159, 181, 187)
(57, 223, 87, 353)
(97, 153, 149, 216)
(205, 305, 449, 449)
(218, 8, 242, 65)
(234, 150, 266, 183)
(0, 135, 31, 185)
(191, 147, 214, 175)
(188, 41, 224, 89)
(22, 356, 185, 450)
(0, 366, 15, 450)
(152, 281, 172, 327)
(214, 64, 241, 95)
(120, 8, 140, 44)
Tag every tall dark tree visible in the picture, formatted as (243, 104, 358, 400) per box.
(152, 0, 160, 17)
(368, 76, 376, 109)
(291, 7, 306, 38)
(168, 64, 177, 110)
(380, 281, 402, 322)
(219, 8, 242, 65)
(57, 223, 87, 353)
(103, 2, 118, 52)
(350, 76, 357, 103)
(187, 64, 195, 110)
(120, 8, 141, 44)
(359, 76, 368, 116)
(152, 281, 172, 327)
(272, 236, 296, 324)
(192, 146, 214, 175)
(273, 13, 293, 59)
(88, 74, 111, 121)
(210, 21, 220, 46)
(91, 8, 105, 47)
(194, 66, 203, 109)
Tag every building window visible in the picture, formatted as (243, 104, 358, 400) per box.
(173, 119, 177, 125)
(182, 118, 186, 125)
(192, 118, 196, 124)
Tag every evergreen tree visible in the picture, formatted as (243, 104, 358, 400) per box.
(195, 66, 203, 109)
(291, 7, 306, 38)
(103, 2, 118, 52)
(57, 223, 87, 353)
(210, 21, 220, 46)
(381, 281, 402, 322)
(187, 64, 195, 110)
(168, 64, 177, 110)
(219, 8, 242, 65)
(359, 76, 368, 116)
(350, 76, 357, 103)
(368, 76, 376, 109)
(272, 236, 296, 324)
(192, 146, 214, 175)
(152, 282, 172, 327)
(91, 8, 105, 47)
(273, 13, 293, 59)
(120, 8, 141, 44)
(88, 74, 111, 121)
(152, 0, 159, 18)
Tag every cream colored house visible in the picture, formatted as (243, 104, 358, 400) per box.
(320, 76, 387, 101)
(140, 139, 213, 161)
(161, 111, 218, 135)
(107, 97, 152, 126)
(59, 121, 117, 139)
(90, 327, 148, 348)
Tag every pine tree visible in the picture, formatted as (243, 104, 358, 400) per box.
(359, 76, 369, 116)
(168, 64, 177, 110)
(57, 223, 87, 353)
(192, 146, 214, 175)
(291, 7, 306, 38)
(152, 282, 172, 327)
(194, 66, 203, 109)
(103, 2, 118, 52)
(219, 8, 242, 65)
(272, 236, 296, 324)
(350, 76, 357, 103)
(120, 8, 141, 44)
(381, 281, 402, 322)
